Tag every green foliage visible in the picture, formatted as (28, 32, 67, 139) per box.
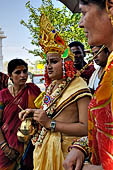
(20, 0, 89, 59)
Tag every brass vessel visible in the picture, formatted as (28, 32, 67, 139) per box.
(17, 118, 36, 142)
(17, 129, 30, 142)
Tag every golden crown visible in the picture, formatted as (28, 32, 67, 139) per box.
(39, 13, 74, 60)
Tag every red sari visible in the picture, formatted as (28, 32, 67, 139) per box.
(0, 83, 41, 170)
(88, 52, 113, 170)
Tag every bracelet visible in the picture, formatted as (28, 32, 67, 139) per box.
(68, 136, 90, 158)
(0, 142, 8, 151)
(5, 148, 12, 157)
(68, 144, 87, 157)
(0, 140, 6, 147)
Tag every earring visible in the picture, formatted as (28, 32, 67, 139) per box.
(62, 59, 66, 79)
(106, 0, 113, 27)
(110, 15, 113, 26)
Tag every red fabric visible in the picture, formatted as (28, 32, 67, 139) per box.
(0, 83, 41, 169)
(88, 90, 113, 170)
(81, 64, 95, 84)
(88, 52, 113, 170)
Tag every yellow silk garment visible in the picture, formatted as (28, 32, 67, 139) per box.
(33, 77, 92, 170)
(55, 77, 92, 118)
(33, 132, 76, 170)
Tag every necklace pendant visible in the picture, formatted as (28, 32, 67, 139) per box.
(44, 95, 51, 104)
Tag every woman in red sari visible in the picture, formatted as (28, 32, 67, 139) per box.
(0, 59, 41, 170)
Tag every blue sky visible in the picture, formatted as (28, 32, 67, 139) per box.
(0, 0, 63, 63)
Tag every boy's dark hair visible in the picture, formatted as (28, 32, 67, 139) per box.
(69, 41, 86, 57)
(8, 59, 28, 75)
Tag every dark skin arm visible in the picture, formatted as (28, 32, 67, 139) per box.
(63, 148, 85, 170)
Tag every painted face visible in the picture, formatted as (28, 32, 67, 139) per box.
(92, 46, 108, 67)
(46, 53, 63, 80)
(71, 46, 84, 65)
(79, 3, 113, 47)
(10, 65, 28, 85)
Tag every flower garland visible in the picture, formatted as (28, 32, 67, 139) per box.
(44, 65, 52, 88)
(64, 60, 75, 79)
(32, 77, 72, 146)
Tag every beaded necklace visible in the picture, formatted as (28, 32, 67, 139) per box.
(32, 77, 72, 146)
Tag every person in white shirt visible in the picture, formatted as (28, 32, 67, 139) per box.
(88, 46, 109, 94)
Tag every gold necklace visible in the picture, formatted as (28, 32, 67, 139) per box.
(12, 84, 27, 97)
(11, 86, 16, 97)
(12, 86, 21, 97)
(13, 86, 16, 97)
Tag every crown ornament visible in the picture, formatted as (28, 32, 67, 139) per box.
(39, 13, 74, 61)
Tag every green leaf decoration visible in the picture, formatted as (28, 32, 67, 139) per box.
(61, 48, 69, 59)
(71, 13, 76, 20)
(43, 53, 47, 59)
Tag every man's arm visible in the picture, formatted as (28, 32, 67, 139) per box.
(63, 147, 85, 170)
(63, 147, 103, 170)
(63, 136, 90, 170)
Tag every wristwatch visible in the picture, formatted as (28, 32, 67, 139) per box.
(50, 120, 56, 132)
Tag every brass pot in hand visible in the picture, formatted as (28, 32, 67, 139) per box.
(17, 118, 36, 142)
(17, 129, 30, 143)
(20, 118, 33, 135)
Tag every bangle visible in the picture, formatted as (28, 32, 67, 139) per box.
(5, 148, 12, 157)
(68, 136, 90, 158)
(68, 144, 87, 157)
(0, 142, 7, 151)
(0, 140, 6, 147)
